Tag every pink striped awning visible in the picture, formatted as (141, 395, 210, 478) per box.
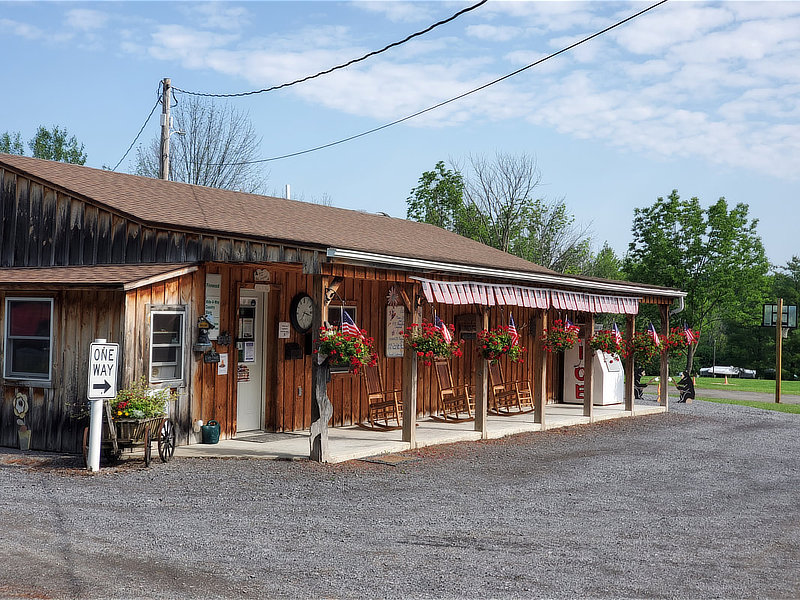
(415, 278, 638, 315)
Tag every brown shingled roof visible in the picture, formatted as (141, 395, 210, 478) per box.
(0, 154, 557, 276)
(0, 263, 197, 289)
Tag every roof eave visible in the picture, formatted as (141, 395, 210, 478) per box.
(326, 248, 686, 299)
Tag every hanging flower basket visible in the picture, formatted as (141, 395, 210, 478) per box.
(663, 326, 699, 356)
(403, 322, 463, 366)
(588, 330, 623, 355)
(314, 327, 376, 375)
(625, 331, 660, 362)
(542, 319, 580, 353)
(477, 326, 525, 363)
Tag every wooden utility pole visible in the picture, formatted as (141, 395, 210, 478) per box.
(159, 77, 171, 180)
(474, 309, 490, 437)
(776, 297, 783, 404)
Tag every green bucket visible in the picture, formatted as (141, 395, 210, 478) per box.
(201, 420, 220, 444)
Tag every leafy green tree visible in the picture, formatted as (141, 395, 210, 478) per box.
(28, 125, 87, 164)
(0, 131, 24, 155)
(771, 257, 800, 379)
(586, 242, 623, 280)
(624, 190, 770, 375)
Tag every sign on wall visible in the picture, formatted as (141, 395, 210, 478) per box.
(204, 273, 222, 340)
(386, 305, 405, 358)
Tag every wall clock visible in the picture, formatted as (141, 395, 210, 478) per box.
(289, 293, 314, 334)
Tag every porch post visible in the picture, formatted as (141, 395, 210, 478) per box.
(533, 310, 547, 427)
(624, 313, 636, 413)
(402, 286, 421, 446)
(660, 304, 669, 410)
(583, 314, 595, 419)
(310, 275, 332, 462)
(474, 308, 489, 437)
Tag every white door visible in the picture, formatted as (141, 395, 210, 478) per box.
(237, 290, 266, 432)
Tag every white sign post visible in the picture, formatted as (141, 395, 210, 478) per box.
(86, 339, 119, 472)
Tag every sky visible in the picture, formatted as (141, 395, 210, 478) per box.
(1, 0, 798, 267)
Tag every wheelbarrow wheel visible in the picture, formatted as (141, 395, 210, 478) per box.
(82, 427, 89, 467)
(143, 428, 152, 467)
(158, 419, 176, 462)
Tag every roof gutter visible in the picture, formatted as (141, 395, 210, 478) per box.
(326, 248, 686, 299)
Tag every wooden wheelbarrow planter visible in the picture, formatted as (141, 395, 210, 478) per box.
(82, 400, 176, 467)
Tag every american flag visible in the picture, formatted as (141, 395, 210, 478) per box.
(435, 315, 452, 343)
(565, 317, 574, 329)
(648, 321, 661, 346)
(613, 322, 623, 346)
(508, 314, 520, 346)
(341, 311, 363, 338)
(684, 322, 697, 344)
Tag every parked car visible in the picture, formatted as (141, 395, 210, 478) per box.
(699, 366, 756, 378)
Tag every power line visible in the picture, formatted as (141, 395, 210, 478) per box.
(112, 89, 163, 171)
(171, 0, 488, 98)
(212, 0, 669, 166)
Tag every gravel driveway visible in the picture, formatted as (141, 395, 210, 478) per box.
(1, 399, 798, 600)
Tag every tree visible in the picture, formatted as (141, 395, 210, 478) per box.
(624, 190, 770, 375)
(406, 153, 593, 274)
(0, 131, 24, 155)
(511, 197, 593, 274)
(29, 125, 87, 164)
(135, 96, 266, 193)
(1, 126, 86, 164)
(586, 242, 623, 280)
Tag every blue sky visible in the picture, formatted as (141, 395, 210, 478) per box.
(2, 1, 798, 267)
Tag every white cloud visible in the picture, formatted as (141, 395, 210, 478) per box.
(465, 24, 522, 42)
(0, 17, 44, 40)
(353, 1, 435, 23)
(188, 2, 251, 31)
(65, 9, 108, 32)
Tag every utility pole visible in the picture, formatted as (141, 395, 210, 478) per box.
(159, 77, 172, 180)
(776, 297, 783, 404)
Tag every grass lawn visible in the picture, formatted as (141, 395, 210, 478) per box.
(699, 397, 800, 414)
(643, 376, 800, 396)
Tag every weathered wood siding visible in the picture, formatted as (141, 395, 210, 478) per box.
(0, 289, 124, 452)
(0, 167, 323, 269)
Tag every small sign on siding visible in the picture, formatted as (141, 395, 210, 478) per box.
(205, 273, 222, 340)
(386, 305, 405, 358)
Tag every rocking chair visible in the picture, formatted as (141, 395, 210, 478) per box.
(487, 361, 534, 415)
(359, 363, 403, 430)
(432, 360, 474, 422)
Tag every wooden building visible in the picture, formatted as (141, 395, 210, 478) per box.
(0, 154, 684, 458)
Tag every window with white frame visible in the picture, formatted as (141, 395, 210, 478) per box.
(327, 305, 357, 330)
(150, 308, 185, 384)
(4, 298, 54, 380)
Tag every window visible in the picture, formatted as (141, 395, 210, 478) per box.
(150, 308, 185, 384)
(4, 298, 54, 380)
(327, 305, 357, 330)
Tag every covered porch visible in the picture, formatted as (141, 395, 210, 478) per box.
(177, 398, 666, 463)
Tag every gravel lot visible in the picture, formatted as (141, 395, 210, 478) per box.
(1, 399, 799, 600)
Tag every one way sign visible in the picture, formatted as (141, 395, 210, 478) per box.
(88, 341, 119, 400)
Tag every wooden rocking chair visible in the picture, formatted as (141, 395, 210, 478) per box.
(432, 360, 474, 422)
(488, 361, 534, 415)
(359, 363, 403, 430)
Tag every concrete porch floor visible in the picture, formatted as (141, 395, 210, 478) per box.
(175, 401, 666, 463)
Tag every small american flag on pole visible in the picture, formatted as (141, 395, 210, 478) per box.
(341, 311, 363, 338)
(509, 314, 520, 346)
(648, 321, 661, 346)
(435, 315, 452, 344)
(684, 322, 697, 344)
(613, 322, 623, 346)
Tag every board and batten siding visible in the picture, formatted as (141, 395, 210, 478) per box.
(0, 289, 124, 453)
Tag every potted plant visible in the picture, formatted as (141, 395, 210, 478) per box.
(625, 331, 660, 363)
(110, 376, 176, 439)
(588, 329, 623, 355)
(403, 322, 463, 366)
(315, 327, 376, 375)
(542, 319, 580, 353)
(477, 326, 525, 363)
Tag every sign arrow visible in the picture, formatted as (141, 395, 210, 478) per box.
(92, 380, 111, 394)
